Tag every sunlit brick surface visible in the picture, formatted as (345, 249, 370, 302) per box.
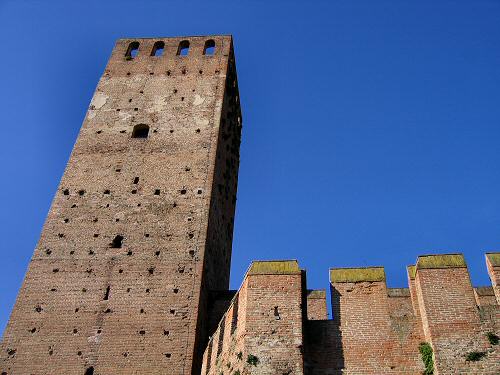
(0, 35, 241, 375)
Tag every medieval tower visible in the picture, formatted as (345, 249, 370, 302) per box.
(0, 35, 241, 375)
(2, 35, 500, 375)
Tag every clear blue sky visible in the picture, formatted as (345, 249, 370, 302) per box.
(1, 0, 499, 333)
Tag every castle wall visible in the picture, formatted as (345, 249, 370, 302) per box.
(206, 253, 500, 375)
(414, 254, 500, 375)
(305, 268, 424, 375)
(406, 265, 425, 335)
(202, 261, 305, 375)
(486, 253, 500, 304)
(207, 290, 237, 340)
(474, 287, 497, 307)
(1, 33, 499, 375)
(0, 35, 241, 375)
(306, 290, 328, 320)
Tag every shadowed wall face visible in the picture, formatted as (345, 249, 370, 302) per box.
(0, 35, 241, 375)
(306, 290, 328, 320)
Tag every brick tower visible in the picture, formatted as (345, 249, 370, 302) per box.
(0, 35, 241, 375)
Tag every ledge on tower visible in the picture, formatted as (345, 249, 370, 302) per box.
(329, 266, 385, 283)
(247, 260, 301, 275)
(416, 253, 466, 269)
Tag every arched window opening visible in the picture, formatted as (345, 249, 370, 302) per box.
(177, 40, 190, 56)
(84, 367, 94, 375)
(151, 41, 165, 57)
(132, 124, 149, 138)
(125, 42, 140, 60)
(203, 40, 216, 55)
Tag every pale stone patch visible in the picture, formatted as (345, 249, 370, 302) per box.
(195, 117, 210, 127)
(91, 92, 108, 109)
(193, 94, 205, 106)
(147, 96, 169, 113)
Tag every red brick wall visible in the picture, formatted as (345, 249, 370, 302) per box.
(414, 254, 500, 375)
(306, 290, 328, 320)
(0, 35, 240, 375)
(202, 261, 305, 375)
(205, 254, 500, 375)
(306, 254, 500, 375)
(313, 269, 424, 375)
(486, 253, 500, 304)
(474, 287, 497, 306)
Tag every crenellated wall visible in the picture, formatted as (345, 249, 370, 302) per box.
(3, 34, 497, 375)
(305, 267, 424, 374)
(206, 253, 500, 375)
(413, 254, 500, 375)
(306, 290, 328, 321)
(201, 261, 305, 375)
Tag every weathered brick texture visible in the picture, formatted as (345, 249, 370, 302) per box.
(202, 261, 305, 375)
(486, 253, 500, 304)
(207, 254, 499, 375)
(1, 35, 241, 375)
(1, 35, 499, 375)
(307, 268, 424, 375)
(306, 290, 328, 320)
(415, 254, 500, 375)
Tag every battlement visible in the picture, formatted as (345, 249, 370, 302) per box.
(325, 252, 500, 374)
(108, 36, 233, 64)
(104, 35, 239, 85)
(329, 266, 385, 283)
(202, 260, 305, 375)
(2, 34, 499, 375)
(204, 253, 500, 375)
(247, 260, 301, 275)
(306, 289, 328, 320)
(416, 253, 467, 269)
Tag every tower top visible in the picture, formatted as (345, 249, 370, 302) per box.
(109, 35, 234, 65)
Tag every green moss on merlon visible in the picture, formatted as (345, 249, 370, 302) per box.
(307, 289, 326, 299)
(248, 260, 300, 275)
(330, 267, 385, 283)
(486, 252, 500, 267)
(416, 254, 466, 270)
(407, 265, 416, 279)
